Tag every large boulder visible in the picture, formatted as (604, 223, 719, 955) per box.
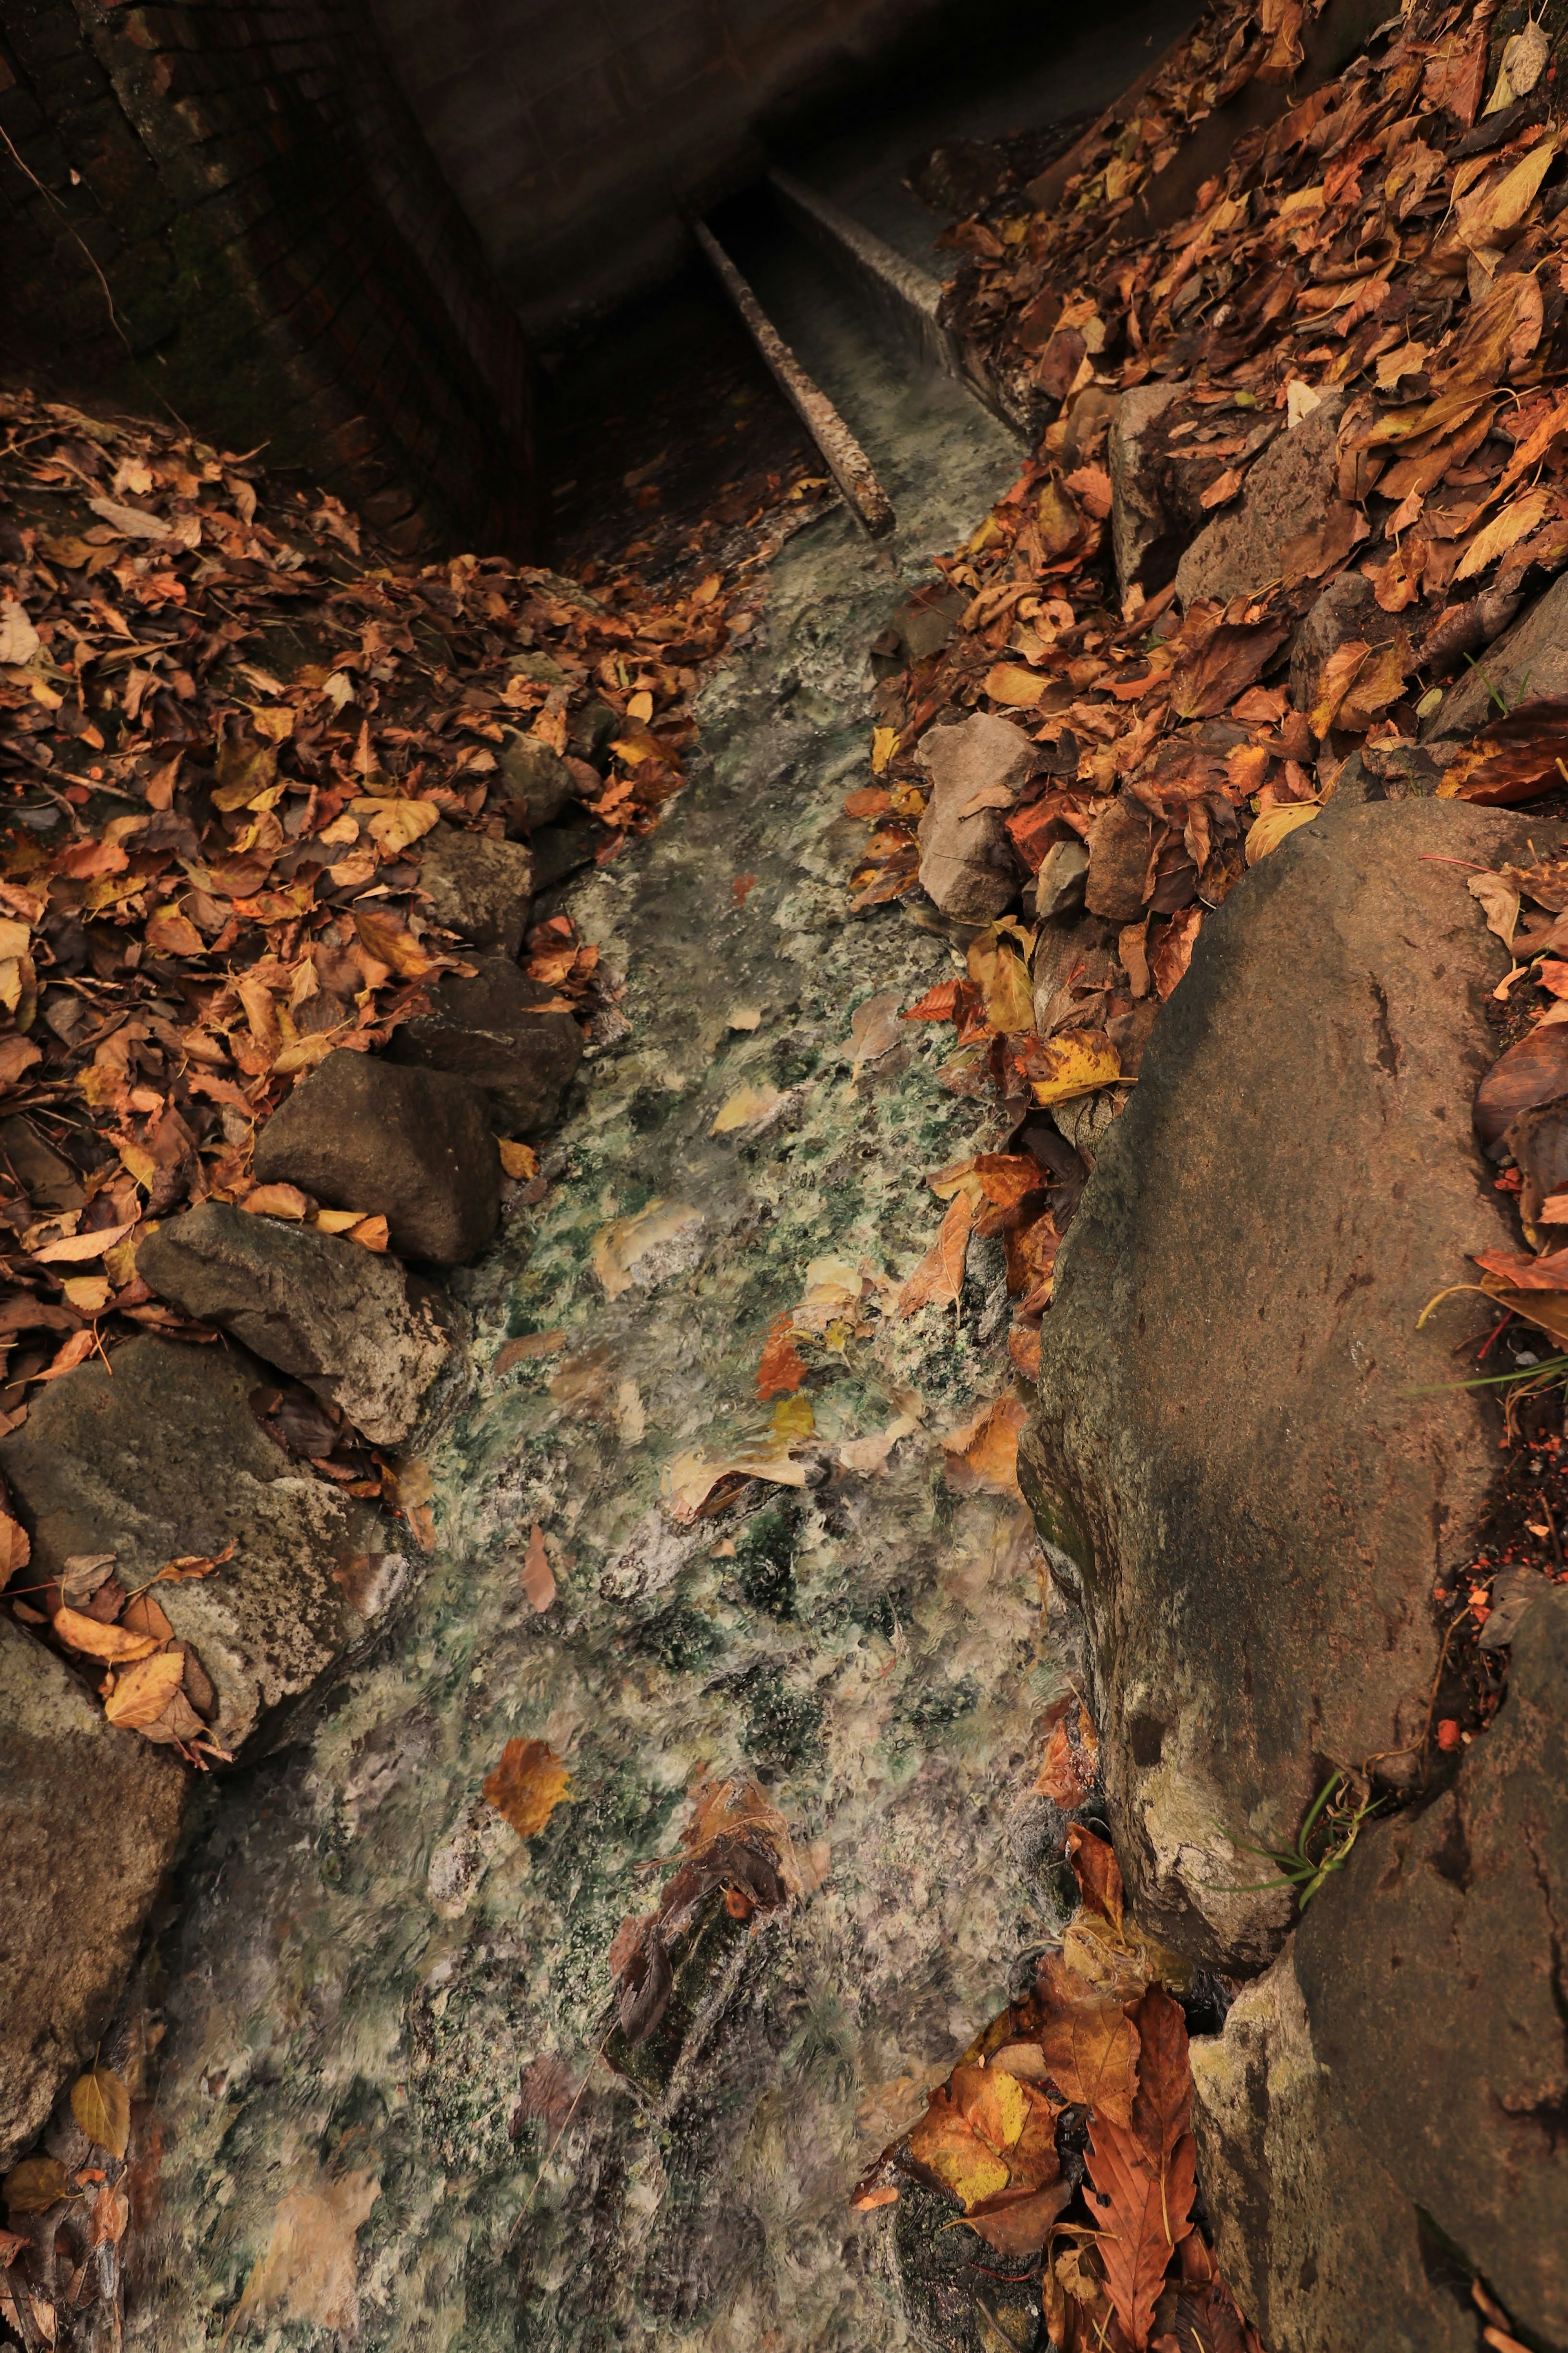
(915, 712, 1031, 921)
(414, 822, 535, 955)
(386, 954, 584, 1137)
(1020, 798, 1551, 1969)
(1426, 569, 1568, 740)
(0, 1334, 397, 1756)
(0, 1612, 187, 2170)
(137, 1203, 454, 1447)
(1192, 1587, 1568, 2352)
(1174, 394, 1344, 609)
(253, 1050, 500, 1266)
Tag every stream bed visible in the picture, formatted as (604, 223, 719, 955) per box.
(129, 342, 1065, 2353)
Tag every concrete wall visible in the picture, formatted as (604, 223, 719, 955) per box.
(361, 0, 967, 337)
(0, 0, 536, 552)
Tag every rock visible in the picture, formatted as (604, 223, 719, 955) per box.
(1189, 1944, 1471, 2353)
(915, 712, 1031, 921)
(0, 1612, 187, 2170)
(1288, 570, 1401, 717)
(1193, 1587, 1568, 2352)
(253, 1050, 500, 1266)
(494, 729, 575, 832)
(1109, 383, 1182, 599)
(1175, 395, 1344, 610)
(136, 1202, 454, 1447)
(1020, 798, 1553, 1969)
(528, 814, 610, 894)
(1083, 798, 1155, 923)
(1425, 569, 1568, 739)
(1031, 836, 1089, 921)
(414, 822, 535, 955)
(0, 1334, 395, 1758)
(387, 953, 584, 1137)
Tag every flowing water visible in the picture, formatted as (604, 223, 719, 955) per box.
(129, 328, 1074, 2353)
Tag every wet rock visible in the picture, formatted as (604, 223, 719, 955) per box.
(1175, 395, 1344, 610)
(915, 711, 1031, 921)
(1189, 1943, 1471, 2353)
(1425, 569, 1568, 739)
(0, 1334, 394, 1757)
(1021, 798, 1551, 1969)
(495, 730, 576, 832)
(1031, 836, 1089, 921)
(0, 1612, 187, 2170)
(253, 1050, 500, 1266)
(1109, 383, 1182, 599)
(387, 953, 584, 1137)
(1289, 570, 1399, 717)
(1193, 1587, 1568, 2352)
(137, 1202, 454, 1447)
(415, 822, 535, 955)
(1083, 798, 1155, 923)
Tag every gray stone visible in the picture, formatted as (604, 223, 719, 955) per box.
(1020, 798, 1552, 1969)
(1193, 1588, 1568, 2352)
(253, 1050, 500, 1267)
(1175, 395, 1344, 611)
(137, 1202, 454, 1447)
(1289, 570, 1400, 717)
(414, 821, 535, 955)
(495, 729, 575, 832)
(1031, 836, 1089, 921)
(0, 1612, 187, 2170)
(387, 953, 584, 1137)
(1109, 382, 1182, 600)
(1189, 1944, 1470, 2353)
(0, 1334, 395, 1758)
(915, 711, 1031, 921)
(1425, 568, 1568, 739)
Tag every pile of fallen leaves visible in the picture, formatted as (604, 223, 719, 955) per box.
(854, 1822, 1259, 2353)
(846, 0, 1568, 1378)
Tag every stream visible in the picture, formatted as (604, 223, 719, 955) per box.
(128, 319, 1067, 2353)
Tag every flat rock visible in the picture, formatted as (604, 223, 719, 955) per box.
(0, 1611, 188, 2170)
(137, 1203, 454, 1447)
(387, 953, 584, 1137)
(915, 712, 1031, 921)
(1425, 568, 1568, 740)
(1031, 836, 1089, 922)
(1109, 383, 1182, 599)
(0, 1334, 395, 1756)
(1020, 798, 1552, 1969)
(1175, 395, 1344, 610)
(1193, 1586, 1568, 2351)
(253, 1050, 500, 1266)
(414, 822, 535, 955)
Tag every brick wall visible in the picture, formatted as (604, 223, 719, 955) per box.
(363, 0, 967, 335)
(0, 0, 536, 553)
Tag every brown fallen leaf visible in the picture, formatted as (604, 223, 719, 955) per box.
(70, 2063, 130, 2159)
(521, 1521, 556, 1613)
(0, 1512, 29, 1592)
(482, 1737, 572, 1840)
(51, 1606, 159, 1665)
(940, 1394, 1029, 1495)
(1475, 1021, 1568, 1150)
(898, 1192, 973, 1317)
(231, 2169, 381, 2338)
(104, 1647, 187, 1729)
(2, 2156, 69, 2214)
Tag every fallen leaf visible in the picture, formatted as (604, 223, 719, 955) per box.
(70, 2064, 130, 2159)
(521, 1522, 556, 1612)
(1475, 1022, 1568, 1149)
(104, 1648, 187, 1729)
(2, 2156, 69, 2214)
(710, 1082, 788, 1135)
(51, 1606, 160, 1664)
(1468, 870, 1521, 948)
(898, 1193, 973, 1316)
(591, 1199, 703, 1298)
(0, 600, 41, 666)
(757, 1313, 809, 1400)
(0, 1513, 30, 1591)
(1245, 803, 1319, 864)
(984, 662, 1049, 708)
(232, 2170, 381, 2337)
(1028, 1028, 1121, 1106)
(498, 1139, 539, 1180)
(941, 1394, 1029, 1495)
(31, 1219, 136, 1263)
(1454, 488, 1555, 583)
(849, 990, 904, 1071)
(482, 1737, 572, 1840)
(242, 1183, 310, 1220)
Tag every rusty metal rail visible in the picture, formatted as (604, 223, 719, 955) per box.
(691, 217, 895, 540)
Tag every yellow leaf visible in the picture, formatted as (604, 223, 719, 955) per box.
(1457, 136, 1557, 251)
(1245, 803, 1320, 865)
(0, 1510, 30, 1591)
(70, 2064, 130, 2159)
(870, 726, 898, 774)
(770, 1393, 815, 1441)
(482, 1737, 571, 1838)
(591, 1199, 703, 1298)
(985, 662, 1046, 708)
(104, 1648, 187, 1731)
(61, 1275, 111, 1313)
(243, 1184, 310, 1220)
(967, 931, 1034, 1035)
(499, 1139, 539, 1180)
(710, 1082, 787, 1135)
(1028, 1029, 1120, 1107)
(357, 797, 440, 855)
(1454, 486, 1555, 582)
(51, 1606, 159, 1664)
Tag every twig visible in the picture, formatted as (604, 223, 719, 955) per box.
(0, 122, 131, 359)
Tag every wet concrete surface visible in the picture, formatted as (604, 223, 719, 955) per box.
(127, 295, 1071, 2352)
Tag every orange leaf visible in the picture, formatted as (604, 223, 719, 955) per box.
(104, 1648, 187, 1729)
(51, 1606, 159, 1664)
(482, 1737, 571, 1840)
(1033, 1993, 1139, 2128)
(898, 1193, 973, 1317)
(520, 1522, 556, 1613)
(940, 1393, 1028, 1496)
(757, 1313, 808, 1401)
(1066, 1822, 1125, 1934)
(902, 980, 961, 1023)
